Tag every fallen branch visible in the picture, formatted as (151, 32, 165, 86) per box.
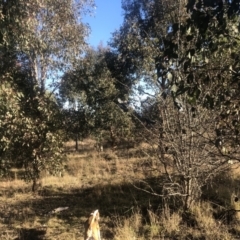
(48, 207, 69, 215)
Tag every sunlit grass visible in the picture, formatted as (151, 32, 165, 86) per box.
(0, 140, 239, 239)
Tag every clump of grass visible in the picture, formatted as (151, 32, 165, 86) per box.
(143, 210, 162, 238)
(114, 207, 182, 239)
(144, 207, 182, 238)
(100, 151, 118, 161)
(190, 201, 232, 239)
(114, 210, 144, 240)
(161, 208, 182, 236)
(0, 231, 18, 240)
(65, 154, 84, 177)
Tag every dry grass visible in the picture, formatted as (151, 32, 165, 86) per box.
(190, 202, 232, 239)
(0, 140, 239, 239)
(114, 210, 144, 240)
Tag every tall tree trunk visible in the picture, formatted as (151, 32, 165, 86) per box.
(75, 133, 79, 151)
(183, 177, 201, 210)
(109, 126, 117, 150)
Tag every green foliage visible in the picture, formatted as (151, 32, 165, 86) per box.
(60, 47, 134, 147)
(0, 0, 94, 185)
(0, 0, 94, 91)
(113, 0, 240, 114)
(111, 0, 240, 209)
(0, 76, 65, 181)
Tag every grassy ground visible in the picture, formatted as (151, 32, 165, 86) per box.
(0, 139, 240, 239)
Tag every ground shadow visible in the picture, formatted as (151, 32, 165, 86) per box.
(1, 177, 164, 239)
(2, 171, 240, 239)
(15, 228, 47, 240)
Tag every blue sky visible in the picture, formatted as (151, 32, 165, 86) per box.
(84, 0, 123, 47)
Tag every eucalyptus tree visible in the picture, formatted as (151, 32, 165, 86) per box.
(3, 0, 94, 93)
(111, 0, 240, 209)
(0, 0, 94, 190)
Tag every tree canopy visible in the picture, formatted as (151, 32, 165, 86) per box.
(59, 46, 134, 148)
(0, 0, 94, 189)
(108, 0, 240, 208)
